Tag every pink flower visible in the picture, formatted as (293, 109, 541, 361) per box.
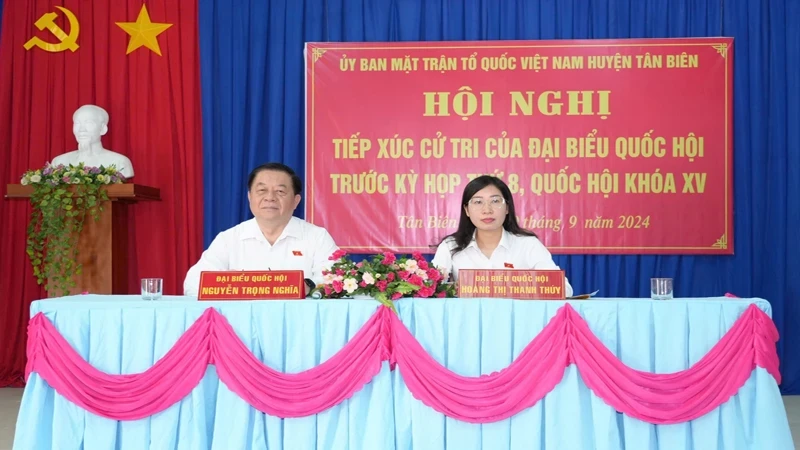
(350, 270, 357, 276)
(387, 272, 396, 282)
(329, 249, 348, 260)
(437, 291, 446, 298)
(408, 274, 424, 287)
(356, 262, 363, 268)
(322, 269, 330, 276)
(336, 269, 345, 276)
(418, 260, 429, 270)
(426, 268, 442, 282)
(381, 252, 397, 265)
(332, 280, 344, 293)
(324, 285, 333, 295)
(359, 281, 368, 288)
(417, 286, 435, 298)
(397, 270, 409, 280)
(376, 280, 388, 292)
(391, 292, 403, 300)
(412, 252, 424, 261)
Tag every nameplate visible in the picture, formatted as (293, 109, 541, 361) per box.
(197, 270, 305, 300)
(457, 269, 566, 300)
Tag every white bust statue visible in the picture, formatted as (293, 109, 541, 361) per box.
(51, 104, 134, 178)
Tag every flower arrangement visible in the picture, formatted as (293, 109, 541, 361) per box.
(21, 162, 127, 296)
(313, 250, 457, 309)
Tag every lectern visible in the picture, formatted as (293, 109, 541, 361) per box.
(5, 184, 160, 297)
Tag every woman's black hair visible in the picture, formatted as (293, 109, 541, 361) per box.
(439, 175, 536, 255)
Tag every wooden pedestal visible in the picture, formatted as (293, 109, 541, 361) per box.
(5, 184, 160, 297)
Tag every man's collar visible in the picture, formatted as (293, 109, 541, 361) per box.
(240, 217, 301, 241)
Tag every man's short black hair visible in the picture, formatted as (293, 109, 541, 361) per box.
(247, 163, 303, 195)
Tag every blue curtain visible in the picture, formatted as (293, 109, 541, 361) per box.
(199, 0, 800, 393)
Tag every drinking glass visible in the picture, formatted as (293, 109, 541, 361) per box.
(141, 278, 163, 300)
(650, 278, 673, 300)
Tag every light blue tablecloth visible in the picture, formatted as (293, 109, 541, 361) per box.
(13, 296, 795, 450)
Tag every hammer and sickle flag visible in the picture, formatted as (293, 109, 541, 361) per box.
(23, 6, 80, 52)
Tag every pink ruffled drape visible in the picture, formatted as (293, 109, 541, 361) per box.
(390, 303, 780, 424)
(25, 303, 780, 424)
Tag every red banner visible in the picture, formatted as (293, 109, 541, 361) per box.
(197, 271, 305, 300)
(305, 38, 733, 254)
(457, 269, 566, 300)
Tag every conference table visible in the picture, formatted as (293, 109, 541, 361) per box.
(12, 295, 795, 450)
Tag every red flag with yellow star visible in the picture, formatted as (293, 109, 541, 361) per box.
(0, 0, 203, 385)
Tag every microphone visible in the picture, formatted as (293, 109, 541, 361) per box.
(305, 278, 322, 299)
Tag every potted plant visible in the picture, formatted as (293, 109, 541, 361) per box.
(20, 162, 127, 296)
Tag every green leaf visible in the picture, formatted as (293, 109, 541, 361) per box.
(373, 292, 397, 314)
(393, 281, 420, 295)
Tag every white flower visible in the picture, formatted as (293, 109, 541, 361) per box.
(343, 278, 358, 294)
(20, 176, 29, 185)
(323, 273, 336, 284)
(362, 272, 375, 285)
(415, 269, 428, 280)
(30, 174, 41, 183)
(403, 259, 419, 271)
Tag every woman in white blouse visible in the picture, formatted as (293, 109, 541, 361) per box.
(432, 175, 573, 297)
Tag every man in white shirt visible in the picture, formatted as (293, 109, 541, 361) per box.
(183, 163, 339, 296)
